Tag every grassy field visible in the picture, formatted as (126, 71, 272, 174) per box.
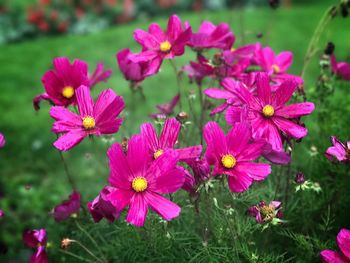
(1, 4, 350, 262)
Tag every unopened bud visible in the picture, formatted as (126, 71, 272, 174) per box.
(176, 111, 188, 122)
(295, 172, 305, 185)
(324, 42, 335, 55)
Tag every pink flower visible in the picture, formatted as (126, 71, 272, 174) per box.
(225, 73, 315, 151)
(325, 136, 350, 163)
(23, 229, 48, 263)
(188, 20, 234, 50)
(88, 186, 120, 223)
(331, 54, 350, 81)
(203, 121, 271, 193)
(182, 54, 215, 84)
(33, 57, 112, 110)
(0, 209, 4, 218)
(247, 200, 283, 224)
(320, 228, 350, 263)
(140, 118, 202, 191)
(107, 135, 185, 227)
(52, 191, 81, 222)
(129, 15, 192, 66)
(89, 63, 112, 87)
(0, 133, 5, 148)
(255, 46, 293, 75)
(50, 85, 124, 151)
(116, 48, 161, 82)
(150, 94, 180, 119)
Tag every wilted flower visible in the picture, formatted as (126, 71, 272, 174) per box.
(150, 94, 180, 119)
(188, 20, 235, 50)
(117, 48, 161, 82)
(247, 200, 283, 224)
(330, 54, 350, 81)
(225, 73, 315, 151)
(50, 85, 124, 151)
(295, 171, 305, 185)
(107, 135, 185, 227)
(129, 15, 192, 68)
(61, 238, 74, 249)
(187, 158, 211, 183)
(23, 228, 48, 263)
(325, 136, 350, 163)
(320, 228, 350, 263)
(204, 121, 271, 193)
(52, 191, 81, 222)
(0, 133, 5, 148)
(88, 186, 120, 223)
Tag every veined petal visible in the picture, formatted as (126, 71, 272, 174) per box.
(145, 192, 181, 221)
(272, 117, 308, 139)
(107, 188, 133, 212)
(98, 119, 123, 135)
(276, 102, 315, 118)
(337, 228, 350, 259)
(226, 122, 252, 155)
(256, 73, 271, 105)
(127, 135, 152, 178)
(275, 51, 293, 72)
(204, 121, 227, 163)
(238, 139, 266, 161)
(160, 118, 181, 149)
(320, 250, 348, 263)
(93, 88, 125, 122)
(126, 194, 148, 227)
(227, 171, 253, 193)
(176, 145, 202, 161)
(146, 150, 179, 181)
(76, 85, 93, 117)
(204, 88, 233, 99)
(53, 130, 86, 151)
(149, 166, 185, 194)
(140, 122, 160, 152)
(235, 162, 271, 181)
(274, 80, 298, 107)
(133, 29, 159, 49)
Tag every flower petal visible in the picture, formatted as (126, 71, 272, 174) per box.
(256, 73, 271, 105)
(337, 228, 350, 260)
(226, 122, 252, 156)
(127, 135, 152, 178)
(126, 194, 148, 227)
(140, 122, 160, 152)
(149, 166, 185, 194)
(320, 250, 347, 263)
(145, 192, 181, 221)
(235, 162, 271, 181)
(76, 85, 94, 117)
(160, 118, 181, 149)
(107, 188, 133, 212)
(227, 171, 253, 193)
(272, 117, 308, 139)
(276, 102, 315, 118)
(93, 88, 124, 122)
(53, 130, 86, 151)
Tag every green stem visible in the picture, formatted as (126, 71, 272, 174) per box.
(74, 240, 105, 263)
(169, 60, 183, 110)
(60, 249, 94, 263)
(57, 149, 77, 191)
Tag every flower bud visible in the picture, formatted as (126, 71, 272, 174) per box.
(295, 172, 305, 185)
(176, 111, 188, 122)
(324, 42, 335, 55)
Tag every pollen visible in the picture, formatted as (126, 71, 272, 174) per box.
(221, 154, 237, 169)
(62, 86, 75, 99)
(262, 105, 275, 118)
(82, 116, 96, 130)
(260, 205, 275, 220)
(153, 149, 164, 159)
(272, 64, 280, 74)
(160, 41, 172, 53)
(132, 176, 148, 192)
(230, 47, 236, 52)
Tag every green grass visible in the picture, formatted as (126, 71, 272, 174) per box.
(1, 4, 350, 262)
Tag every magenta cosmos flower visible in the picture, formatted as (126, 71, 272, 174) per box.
(255, 46, 292, 75)
(0, 209, 4, 218)
(188, 20, 234, 50)
(106, 135, 185, 227)
(33, 57, 112, 110)
(117, 48, 161, 82)
(88, 186, 120, 223)
(247, 200, 283, 224)
(325, 136, 350, 163)
(0, 133, 5, 148)
(225, 73, 315, 151)
(50, 85, 124, 151)
(129, 15, 192, 66)
(204, 121, 271, 193)
(52, 191, 80, 222)
(23, 229, 48, 263)
(331, 54, 350, 81)
(321, 228, 350, 263)
(141, 118, 202, 191)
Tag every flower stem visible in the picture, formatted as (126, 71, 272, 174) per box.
(59, 249, 94, 263)
(73, 240, 105, 263)
(75, 220, 108, 263)
(169, 59, 183, 110)
(301, 4, 338, 81)
(57, 149, 77, 191)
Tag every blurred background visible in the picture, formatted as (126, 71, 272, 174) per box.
(1, 0, 350, 262)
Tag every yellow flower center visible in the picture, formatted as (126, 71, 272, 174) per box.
(260, 205, 275, 221)
(230, 47, 236, 52)
(132, 176, 148, 192)
(82, 116, 95, 130)
(262, 105, 275, 118)
(272, 64, 280, 74)
(62, 86, 75, 99)
(221, 154, 237, 169)
(153, 149, 164, 159)
(160, 41, 172, 53)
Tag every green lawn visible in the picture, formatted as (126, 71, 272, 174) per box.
(1, 4, 350, 262)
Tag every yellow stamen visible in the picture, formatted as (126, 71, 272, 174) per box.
(272, 64, 280, 74)
(221, 154, 236, 169)
(260, 205, 275, 221)
(153, 149, 164, 159)
(132, 176, 148, 192)
(82, 116, 95, 130)
(160, 41, 172, 53)
(62, 86, 75, 99)
(230, 47, 236, 52)
(262, 105, 275, 118)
